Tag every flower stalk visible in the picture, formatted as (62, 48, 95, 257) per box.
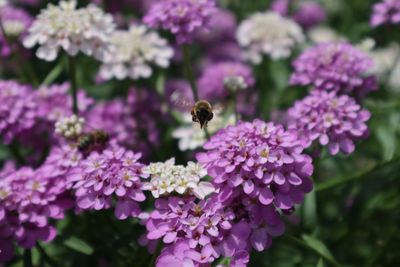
(67, 56, 79, 115)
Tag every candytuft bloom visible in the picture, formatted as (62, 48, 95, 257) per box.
(55, 115, 85, 139)
(0, 164, 74, 261)
(0, 5, 33, 57)
(370, 0, 400, 27)
(197, 62, 255, 100)
(142, 158, 215, 199)
(143, 0, 217, 44)
(99, 25, 174, 80)
(0, 80, 36, 143)
(145, 195, 237, 265)
(290, 42, 378, 97)
(73, 146, 147, 220)
(197, 120, 313, 251)
(23, 0, 115, 61)
(236, 11, 304, 63)
(287, 90, 371, 155)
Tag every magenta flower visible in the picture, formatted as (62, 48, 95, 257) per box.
(292, 2, 326, 29)
(271, 0, 326, 29)
(288, 90, 371, 155)
(0, 80, 36, 144)
(197, 62, 255, 100)
(371, 0, 400, 27)
(0, 6, 33, 57)
(0, 162, 74, 261)
(143, 0, 217, 44)
(145, 195, 248, 265)
(73, 146, 147, 220)
(86, 88, 163, 159)
(290, 42, 377, 97)
(35, 83, 93, 123)
(196, 120, 314, 251)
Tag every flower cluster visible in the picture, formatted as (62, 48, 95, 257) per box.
(86, 88, 163, 158)
(55, 115, 85, 139)
(196, 120, 314, 253)
(145, 195, 240, 265)
(370, 0, 400, 27)
(287, 90, 371, 155)
(73, 146, 147, 220)
(0, 5, 32, 57)
(271, 0, 326, 29)
(99, 25, 174, 80)
(0, 164, 74, 261)
(236, 11, 304, 63)
(290, 42, 378, 97)
(143, 0, 217, 44)
(143, 158, 215, 199)
(0, 80, 36, 143)
(23, 0, 115, 61)
(197, 62, 255, 100)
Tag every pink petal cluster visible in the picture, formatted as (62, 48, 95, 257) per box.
(288, 90, 371, 155)
(196, 120, 314, 252)
(86, 88, 163, 159)
(0, 5, 33, 57)
(370, 0, 400, 27)
(0, 162, 74, 261)
(0, 80, 36, 144)
(73, 146, 147, 220)
(290, 42, 378, 98)
(143, 0, 217, 44)
(145, 195, 251, 266)
(197, 62, 255, 100)
(271, 0, 326, 29)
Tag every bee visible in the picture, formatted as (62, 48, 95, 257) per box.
(77, 130, 109, 156)
(191, 100, 214, 129)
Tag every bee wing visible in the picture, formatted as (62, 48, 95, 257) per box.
(212, 103, 224, 115)
(170, 90, 194, 111)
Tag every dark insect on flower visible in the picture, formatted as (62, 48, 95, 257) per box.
(77, 130, 109, 156)
(191, 100, 214, 129)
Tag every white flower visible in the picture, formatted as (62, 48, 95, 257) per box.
(224, 76, 248, 92)
(143, 159, 214, 199)
(23, 0, 115, 61)
(54, 114, 85, 138)
(308, 26, 344, 44)
(3, 20, 26, 36)
(99, 25, 173, 80)
(0, 0, 6, 8)
(172, 114, 235, 151)
(367, 42, 400, 78)
(236, 11, 304, 64)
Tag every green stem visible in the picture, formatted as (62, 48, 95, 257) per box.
(316, 157, 400, 192)
(42, 56, 65, 86)
(284, 236, 342, 267)
(37, 242, 58, 267)
(23, 249, 32, 267)
(67, 56, 79, 115)
(0, 17, 39, 85)
(149, 242, 163, 267)
(181, 44, 211, 139)
(182, 45, 199, 102)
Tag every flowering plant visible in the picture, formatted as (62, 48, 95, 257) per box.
(0, 0, 399, 266)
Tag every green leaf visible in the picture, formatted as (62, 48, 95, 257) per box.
(302, 189, 317, 229)
(41, 57, 65, 86)
(317, 258, 325, 267)
(64, 237, 94, 255)
(376, 126, 396, 161)
(156, 73, 166, 95)
(301, 234, 336, 265)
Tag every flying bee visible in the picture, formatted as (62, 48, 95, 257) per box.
(191, 100, 214, 129)
(77, 130, 109, 156)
